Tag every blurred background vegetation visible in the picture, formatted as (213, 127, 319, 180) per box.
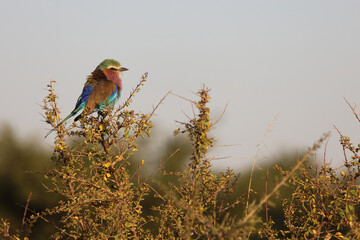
(0, 122, 309, 239)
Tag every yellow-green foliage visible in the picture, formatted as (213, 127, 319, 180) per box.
(153, 87, 246, 239)
(39, 74, 152, 239)
(2, 75, 360, 239)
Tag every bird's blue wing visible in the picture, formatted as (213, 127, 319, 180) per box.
(75, 85, 94, 109)
(62, 85, 94, 122)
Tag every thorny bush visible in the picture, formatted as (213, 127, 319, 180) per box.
(1, 74, 360, 239)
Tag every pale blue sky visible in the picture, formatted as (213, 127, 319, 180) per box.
(1, 0, 360, 169)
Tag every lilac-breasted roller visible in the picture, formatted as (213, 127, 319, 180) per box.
(45, 59, 128, 138)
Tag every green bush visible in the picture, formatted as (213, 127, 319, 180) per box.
(1, 74, 360, 239)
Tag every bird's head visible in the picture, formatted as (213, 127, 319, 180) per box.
(96, 59, 128, 88)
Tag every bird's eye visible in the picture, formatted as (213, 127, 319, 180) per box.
(110, 67, 116, 71)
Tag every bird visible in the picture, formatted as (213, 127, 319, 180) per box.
(45, 59, 128, 138)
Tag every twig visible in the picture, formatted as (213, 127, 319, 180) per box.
(241, 132, 330, 224)
(344, 98, 360, 123)
(245, 113, 279, 215)
(146, 183, 166, 202)
(21, 192, 32, 229)
(170, 92, 196, 103)
(265, 167, 269, 223)
(323, 137, 330, 167)
(211, 102, 229, 127)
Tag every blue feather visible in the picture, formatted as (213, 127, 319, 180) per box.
(75, 85, 94, 109)
(97, 85, 120, 110)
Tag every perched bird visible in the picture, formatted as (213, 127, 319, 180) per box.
(45, 59, 128, 138)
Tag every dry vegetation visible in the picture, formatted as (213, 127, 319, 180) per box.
(1, 74, 360, 239)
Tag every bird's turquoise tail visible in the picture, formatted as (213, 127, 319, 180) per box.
(44, 106, 82, 138)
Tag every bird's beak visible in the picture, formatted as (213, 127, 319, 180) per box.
(120, 67, 128, 72)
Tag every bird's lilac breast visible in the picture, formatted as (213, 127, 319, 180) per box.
(103, 69, 122, 89)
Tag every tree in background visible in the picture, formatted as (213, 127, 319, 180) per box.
(0, 125, 58, 239)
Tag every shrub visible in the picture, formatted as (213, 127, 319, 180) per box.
(1, 75, 360, 239)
